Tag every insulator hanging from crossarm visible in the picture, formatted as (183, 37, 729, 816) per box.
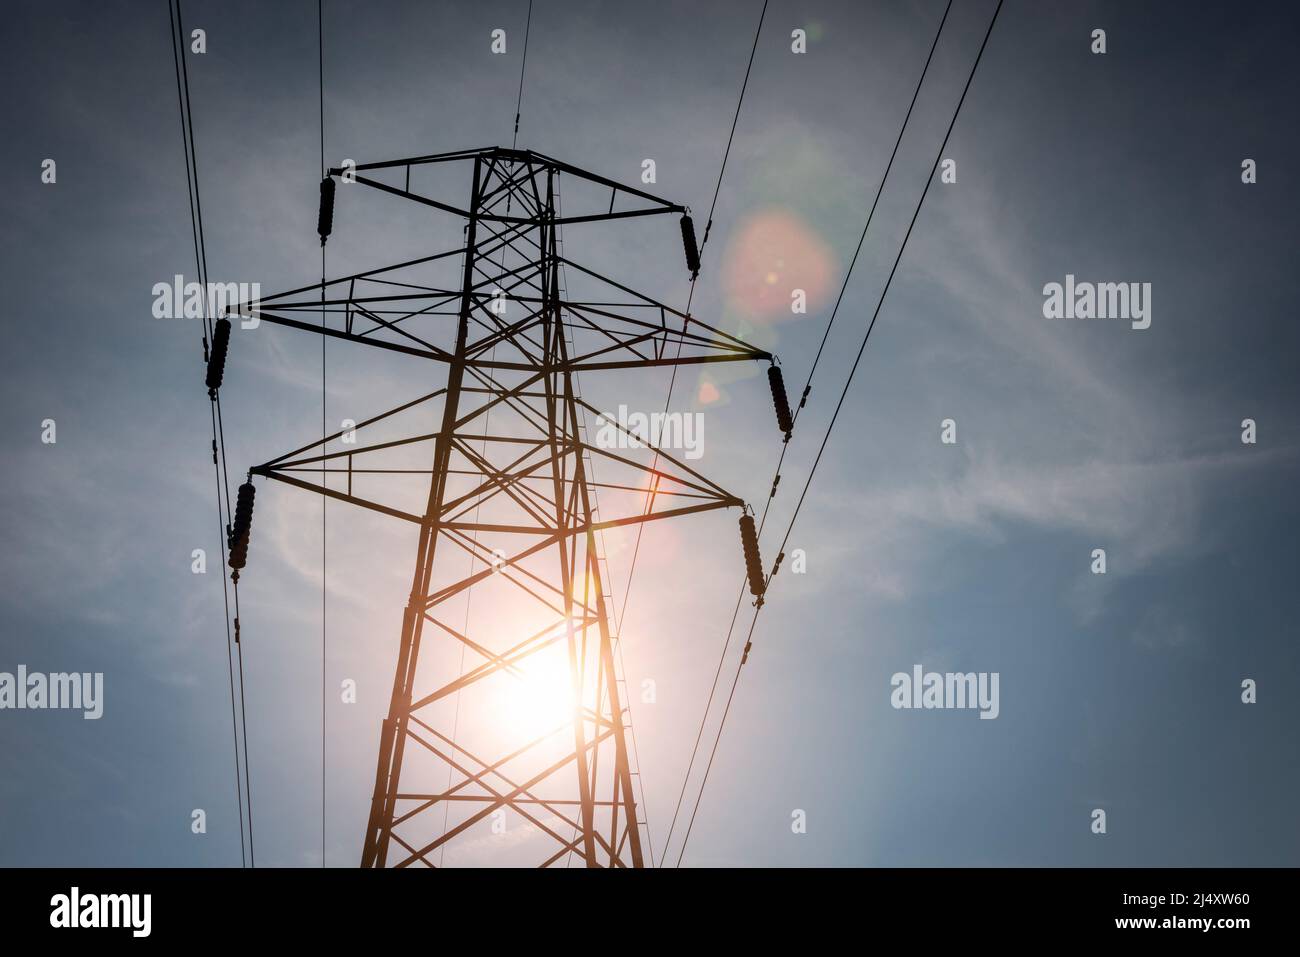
(318, 176, 336, 246)
(205, 317, 231, 396)
(680, 214, 700, 278)
(768, 364, 793, 440)
(739, 512, 766, 602)
(228, 481, 256, 573)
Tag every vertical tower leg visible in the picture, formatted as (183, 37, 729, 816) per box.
(362, 157, 484, 868)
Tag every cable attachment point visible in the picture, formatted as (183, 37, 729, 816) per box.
(767, 363, 794, 440)
(228, 480, 257, 573)
(317, 176, 336, 246)
(739, 510, 766, 603)
(680, 213, 701, 279)
(205, 317, 231, 398)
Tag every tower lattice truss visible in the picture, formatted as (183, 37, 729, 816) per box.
(229, 147, 775, 867)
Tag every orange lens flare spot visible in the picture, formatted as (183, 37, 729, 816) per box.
(722, 208, 835, 321)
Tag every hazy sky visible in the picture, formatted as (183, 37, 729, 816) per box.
(2, 0, 1297, 866)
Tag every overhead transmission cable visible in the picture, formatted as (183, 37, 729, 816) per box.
(616, 0, 769, 636)
(318, 0, 328, 868)
(169, 0, 254, 867)
(584, 0, 769, 867)
(674, 0, 1005, 867)
(659, 0, 956, 864)
(512, 0, 532, 150)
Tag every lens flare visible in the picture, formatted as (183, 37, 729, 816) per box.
(722, 208, 835, 321)
(697, 379, 722, 404)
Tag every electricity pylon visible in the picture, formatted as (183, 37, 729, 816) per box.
(228, 147, 775, 867)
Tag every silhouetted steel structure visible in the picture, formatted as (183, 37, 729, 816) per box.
(229, 146, 774, 867)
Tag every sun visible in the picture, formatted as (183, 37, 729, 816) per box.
(492, 646, 577, 740)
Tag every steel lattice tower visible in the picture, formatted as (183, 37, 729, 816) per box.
(228, 147, 774, 867)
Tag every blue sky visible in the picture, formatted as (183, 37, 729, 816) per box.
(1, 0, 1297, 866)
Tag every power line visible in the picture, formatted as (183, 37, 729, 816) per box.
(660, 0, 955, 864)
(231, 579, 255, 867)
(205, 409, 245, 866)
(169, 0, 254, 867)
(589, 3, 768, 866)
(674, 0, 1005, 867)
(512, 0, 532, 150)
(318, 0, 327, 869)
(618, 0, 769, 637)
